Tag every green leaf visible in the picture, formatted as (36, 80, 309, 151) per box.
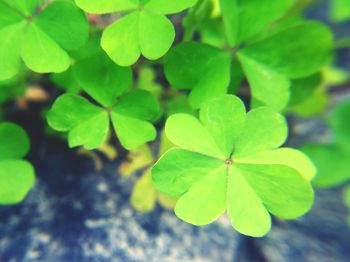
(0, 160, 35, 205)
(152, 149, 224, 196)
(73, 40, 132, 107)
(330, 100, 350, 147)
(101, 11, 175, 66)
(111, 90, 160, 149)
(165, 113, 224, 159)
(152, 95, 313, 236)
(22, 23, 71, 73)
(288, 73, 322, 107)
(34, 0, 89, 51)
(0, 0, 89, 77)
(175, 165, 227, 225)
(236, 148, 316, 180)
(301, 144, 350, 188)
(144, 0, 197, 15)
(101, 12, 140, 66)
(164, 42, 231, 108)
(199, 95, 246, 158)
(0, 22, 26, 80)
(220, 0, 293, 46)
(75, 0, 139, 14)
(331, 0, 350, 22)
(131, 169, 157, 212)
(2, 0, 42, 16)
(227, 165, 271, 237)
(238, 53, 290, 111)
(111, 113, 157, 150)
(234, 107, 288, 158)
(138, 11, 174, 60)
(47, 94, 109, 149)
(240, 22, 333, 78)
(235, 164, 314, 219)
(0, 122, 35, 205)
(0, 122, 30, 159)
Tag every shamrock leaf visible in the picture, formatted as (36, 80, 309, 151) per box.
(220, 0, 293, 46)
(164, 42, 231, 108)
(152, 95, 315, 237)
(165, 18, 332, 111)
(0, 122, 35, 204)
(0, 0, 89, 80)
(330, 0, 350, 22)
(76, 0, 197, 66)
(301, 99, 350, 188)
(47, 89, 160, 150)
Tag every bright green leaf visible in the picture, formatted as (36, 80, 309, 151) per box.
(21, 23, 71, 73)
(227, 166, 271, 237)
(152, 149, 224, 196)
(220, 0, 293, 46)
(0, 160, 35, 205)
(47, 94, 109, 149)
(330, 99, 350, 147)
(175, 165, 226, 225)
(0, 122, 30, 159)
(301, 144, 350, 188)
(234, 107, 288, 158)
(199, 95, 246, 158)
(35, 0, 89, 51)
(164, 42, 231, 108)
(240, 22, 333, 78)
(238, 53, 290, 111)
(165, 113, 224, 159)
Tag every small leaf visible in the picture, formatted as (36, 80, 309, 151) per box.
(110, 113, 157, 150)
(131, 169, 157, 212)
(220, 0, 293, 46)
(236, 148, 316, 180)
(175, 165, 226, 225)
(238, 53, 290, 111)
(164, 42, 231, 108)
(165, 114, 224, 159)
(152, 149, 223, 196)
(301, 144, 350, 188)
(199, 95, 246, 158)
(35, 0, 89, 51)
(22, 23, 71, 73)
(227, 166, 271, 237)
(47, 94, 109, 149)
(240, 22, 333, 78)
(0, 122, 30, 159)
(330, 99, 350, 147)
(234, 107, 288, 158)
(0, 160, 35, 205)
(73, 39, 132, 107)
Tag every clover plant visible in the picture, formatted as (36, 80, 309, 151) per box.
(0, 0, 347, 238)
(0, 122, 35, 204)
(0, 0, 89, 80)
(75, 0, 198, 66)
(152, 95, 316, 237)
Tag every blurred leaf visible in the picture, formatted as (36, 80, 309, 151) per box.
(0, 122, 35, 205)
(330, 0, 350, 22)
(330, 99, 350, 147)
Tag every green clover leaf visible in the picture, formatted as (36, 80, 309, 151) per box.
(165, 19, 332, 111)
(164, 42, 231, 108)
(301, 99, 350, 188)
(76, 0, 197, 66)
(0, 122, 35, 204)
(152, 95, 315, 237)
(0, 0, 89, 80)
(219, 0, 293, 47)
